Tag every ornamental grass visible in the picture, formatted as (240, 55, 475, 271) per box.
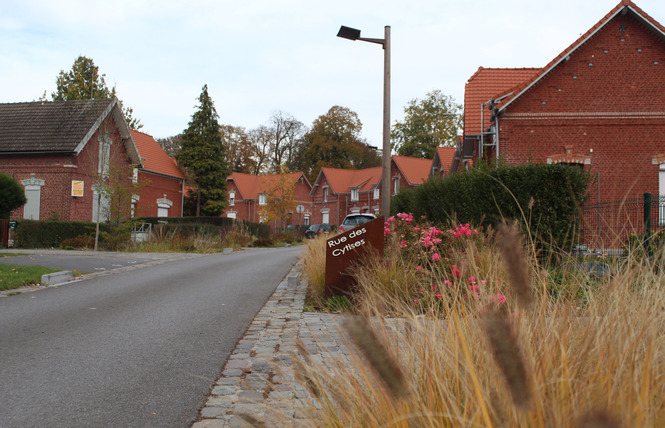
(292, 215, 665, 427)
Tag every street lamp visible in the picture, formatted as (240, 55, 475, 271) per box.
(337, 25, 391, 218)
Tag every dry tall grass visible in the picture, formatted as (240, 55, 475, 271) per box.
(292, 223, 665, 427)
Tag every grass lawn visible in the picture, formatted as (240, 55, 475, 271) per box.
(0, 264, 62, 290)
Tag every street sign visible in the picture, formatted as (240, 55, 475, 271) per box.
(8, 221, 17, 229)
(324, 216, 384, 297)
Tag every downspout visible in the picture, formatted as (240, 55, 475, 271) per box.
(180, 179, 185, 216)
(495, 116, 500, 161)
(480, 102, 485, 159)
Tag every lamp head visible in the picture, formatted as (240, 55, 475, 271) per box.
(337, 26, 361, 41)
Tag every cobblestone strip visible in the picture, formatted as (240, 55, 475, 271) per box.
(193, 266, 354, 428)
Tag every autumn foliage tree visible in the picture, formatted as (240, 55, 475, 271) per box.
(294, 106, 380, 183)
(391, 90, 463, 158)
(258, 172, 297, 230)
(176, 84, 230, 216)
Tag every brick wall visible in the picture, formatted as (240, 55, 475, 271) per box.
(0, 116, 132, 222)
(499, 13, 665, 203)
(135, 171, 184, 217)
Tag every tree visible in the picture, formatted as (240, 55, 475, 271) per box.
(266, 111, 306, 173)
(50, 56, 143, 130)
(391, 90, 463, 159)
(258, 172, 297, 230)
(0, 172, 27, 219)
(248, 125, 272, 175)
(176, 84, 230, 216)
(220, 125, 257, 174)
(293, 106, 380, 182)
(156, 134, 183, 158)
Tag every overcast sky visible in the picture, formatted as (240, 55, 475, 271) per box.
(2, 0, 664, 148)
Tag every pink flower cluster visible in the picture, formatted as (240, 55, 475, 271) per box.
(449, 223, 478, 239)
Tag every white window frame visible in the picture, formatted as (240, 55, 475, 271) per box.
(259, 193, 267, 206)
(229, 191, 235, 207)
(227, 211, 237, 219)
(393, 178, 400, 195)
(321, 209, 330, 225)
(350, 188, 359, 202)
(373, 187, 380, 200)
(157, 195, 173, 218)
(323, 186, 329, 203)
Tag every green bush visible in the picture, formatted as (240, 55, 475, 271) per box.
(392, 162, 591, 251)
(15, 219, 109, 248)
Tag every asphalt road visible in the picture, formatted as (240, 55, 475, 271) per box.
(0, 246, 302, 427)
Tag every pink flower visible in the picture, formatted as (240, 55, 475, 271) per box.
(400, 240, 407, 248)
(468, 276, 477, 284)
(451, 265, 462, 277)
(432, 253, 441, 262)
(435, 293, 443, 300)
(416, 266, 423, 272)
(384, 227, 391, 236)
(496, 293, 507, 305)
(469, 284, 479, 293)
(431, 284, 438, 291)
(444, 280, 452, 286)
(413, 299, 419, 304)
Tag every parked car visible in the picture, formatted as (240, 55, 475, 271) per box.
(305, 224, 334, 239)
(339, 213, 377, 232)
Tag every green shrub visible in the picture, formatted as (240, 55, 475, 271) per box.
(137, 216, 270, 239)
(15, 219, 109, 248)
(392, 162, 591, 251)
(252, 237, 274, 247)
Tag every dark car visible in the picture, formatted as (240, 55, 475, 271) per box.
(339, 213, 376, 232)
(305, 224, 333, 239)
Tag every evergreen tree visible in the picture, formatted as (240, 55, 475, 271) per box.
(176, 85, 230, 216)
(0, 172, 27, 219)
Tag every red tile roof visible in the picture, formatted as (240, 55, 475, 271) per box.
(131, 130, 186, 179)
(313, 166, 383, 195)
(497, 0, 665, 113)
(392, 156, 433, 185)
(434, 147, 456, 173)
(464, 67, 541, 136)
(228, 171, 310, 200)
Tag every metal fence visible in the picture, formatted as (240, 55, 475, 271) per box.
(580, 193, 665, 251)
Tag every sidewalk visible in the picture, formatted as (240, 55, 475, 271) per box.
(193, 264, 352, 428)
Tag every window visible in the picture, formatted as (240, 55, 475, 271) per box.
(227, 211, 236, 219)
(157, 195, 173, 218)
(373, 187, 380, 200)
(351, 188, 359, 202)
(393, 178, 400, 195)
(259, 194, 267, 205)
(321, 209, 330, 225)
(22, 174, 45, 220)
(229, 191, 235, 207)
(323, 187, 328, 203)
(304, 215, 310, 226)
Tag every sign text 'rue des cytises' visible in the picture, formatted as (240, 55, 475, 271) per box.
(324, 216, 384, 297)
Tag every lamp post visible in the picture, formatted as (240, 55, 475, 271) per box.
(337, 25, 391, 218)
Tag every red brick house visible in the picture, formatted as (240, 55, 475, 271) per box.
(223, 171, 312, 226)
(461, 0, 665, 248)
(463, 0, 665, 204)
(431, 146, 457, 178)
(131, 130, 186, 218)
(310, 166, 383, 225)
(308, 155, 432, 225)
(0, 99, 140, 222)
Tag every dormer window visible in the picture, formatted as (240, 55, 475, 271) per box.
(259, 194, 267, 206)
(351, 188, 359, 202)
(373, 187, 380, 200)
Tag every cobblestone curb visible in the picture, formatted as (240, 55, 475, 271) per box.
(193, 265, 353, 428)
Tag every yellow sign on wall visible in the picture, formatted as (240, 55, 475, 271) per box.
(71, 180, 84, 197)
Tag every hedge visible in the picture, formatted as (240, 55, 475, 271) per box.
(391, 163, 592, 250)
(15, 219, 110, 249)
